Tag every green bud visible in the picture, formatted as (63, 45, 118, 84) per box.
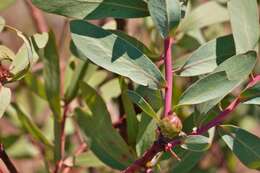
(158, 113, 183, 139)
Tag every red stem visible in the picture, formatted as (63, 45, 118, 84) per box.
(123, 74, 260, 173)
(164, 37, 174, 117)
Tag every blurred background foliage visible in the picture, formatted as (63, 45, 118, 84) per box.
(0, 0, 260, 173)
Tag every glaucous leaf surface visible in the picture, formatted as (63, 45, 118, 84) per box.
(70, 20, 165, 89)
(178, 34, 236, 76)
(228, 0, 259, 53)
(179, 51, 257, 105)
(0, 86, 11, 118)
(32, 0, 149, 19)
(148, 0, 182, 38)
(77, 82, 135, 170)
(178, 1, 229, 33)
(218, 125, 260, 170)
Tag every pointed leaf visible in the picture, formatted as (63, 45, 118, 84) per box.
(218, 125, 260, 170)
(228, 0, 259, 53)
(32, 0, 149, 19)
(148, 0, 182, 38)
(70, 20, 165, 89)
(127, 90, 159, 121)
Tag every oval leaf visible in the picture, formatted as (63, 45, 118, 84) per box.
(70, 20, 165, 89)
(32, 0, 149, 19)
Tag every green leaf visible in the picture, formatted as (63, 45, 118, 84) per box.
(41, 31, 61, 119)
(178, 1, 229, 33)
(100, 78, 121, 102)
(243, 98, 260, 105)
(70, 20, 165, 89)
(171, 147, 204, 173)
(218, 125, 260, 170)
(0, 0, 16, 11)
(228, 0, 259, 53)
(32, 0, 149, 19)
(181, 128, 215, 152)
(119, 78, 138, 147)
(148, 0, 182, 38)
(40, 31, 61, 161)
(77, 82, 135, 170)
(74, 151, 105, 167)
(127, 90, 159, 121)
(24, 73, 46, 100)
(12, 103, 53, 148)
(0, 86, 11, 118)
(110, 30, 159, 60)
(178, 51, 257, 105)
(136, 114, 157, 156)
(179, 34, 236, 77)
(64, 60, 88, 103)
(0, 16, 5, 32)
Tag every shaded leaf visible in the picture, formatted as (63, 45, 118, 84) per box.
(32, 0, 149, 19)
(218, 125, 260, 170)
(228, 0, 259, 53)
(148, 0, 182, 38)
(41, 31, 61, 119)
(171, 147, 204, 173)
(64, 60, 88, 103)
(0, 86, 11, 118)
(119, 78, 138, 147)
(127, 90, 159, 121)
(70, 20, 165, 89)
(136, 114, 157, 156)
(24, 73, 46, 100)
(77, 82, 135, 170)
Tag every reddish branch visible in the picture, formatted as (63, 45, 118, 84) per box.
(25, 0, 48, 33)
(0, 144, 18, 173)
(122, 54, 260, 172)
(164, 37, 174, 117)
